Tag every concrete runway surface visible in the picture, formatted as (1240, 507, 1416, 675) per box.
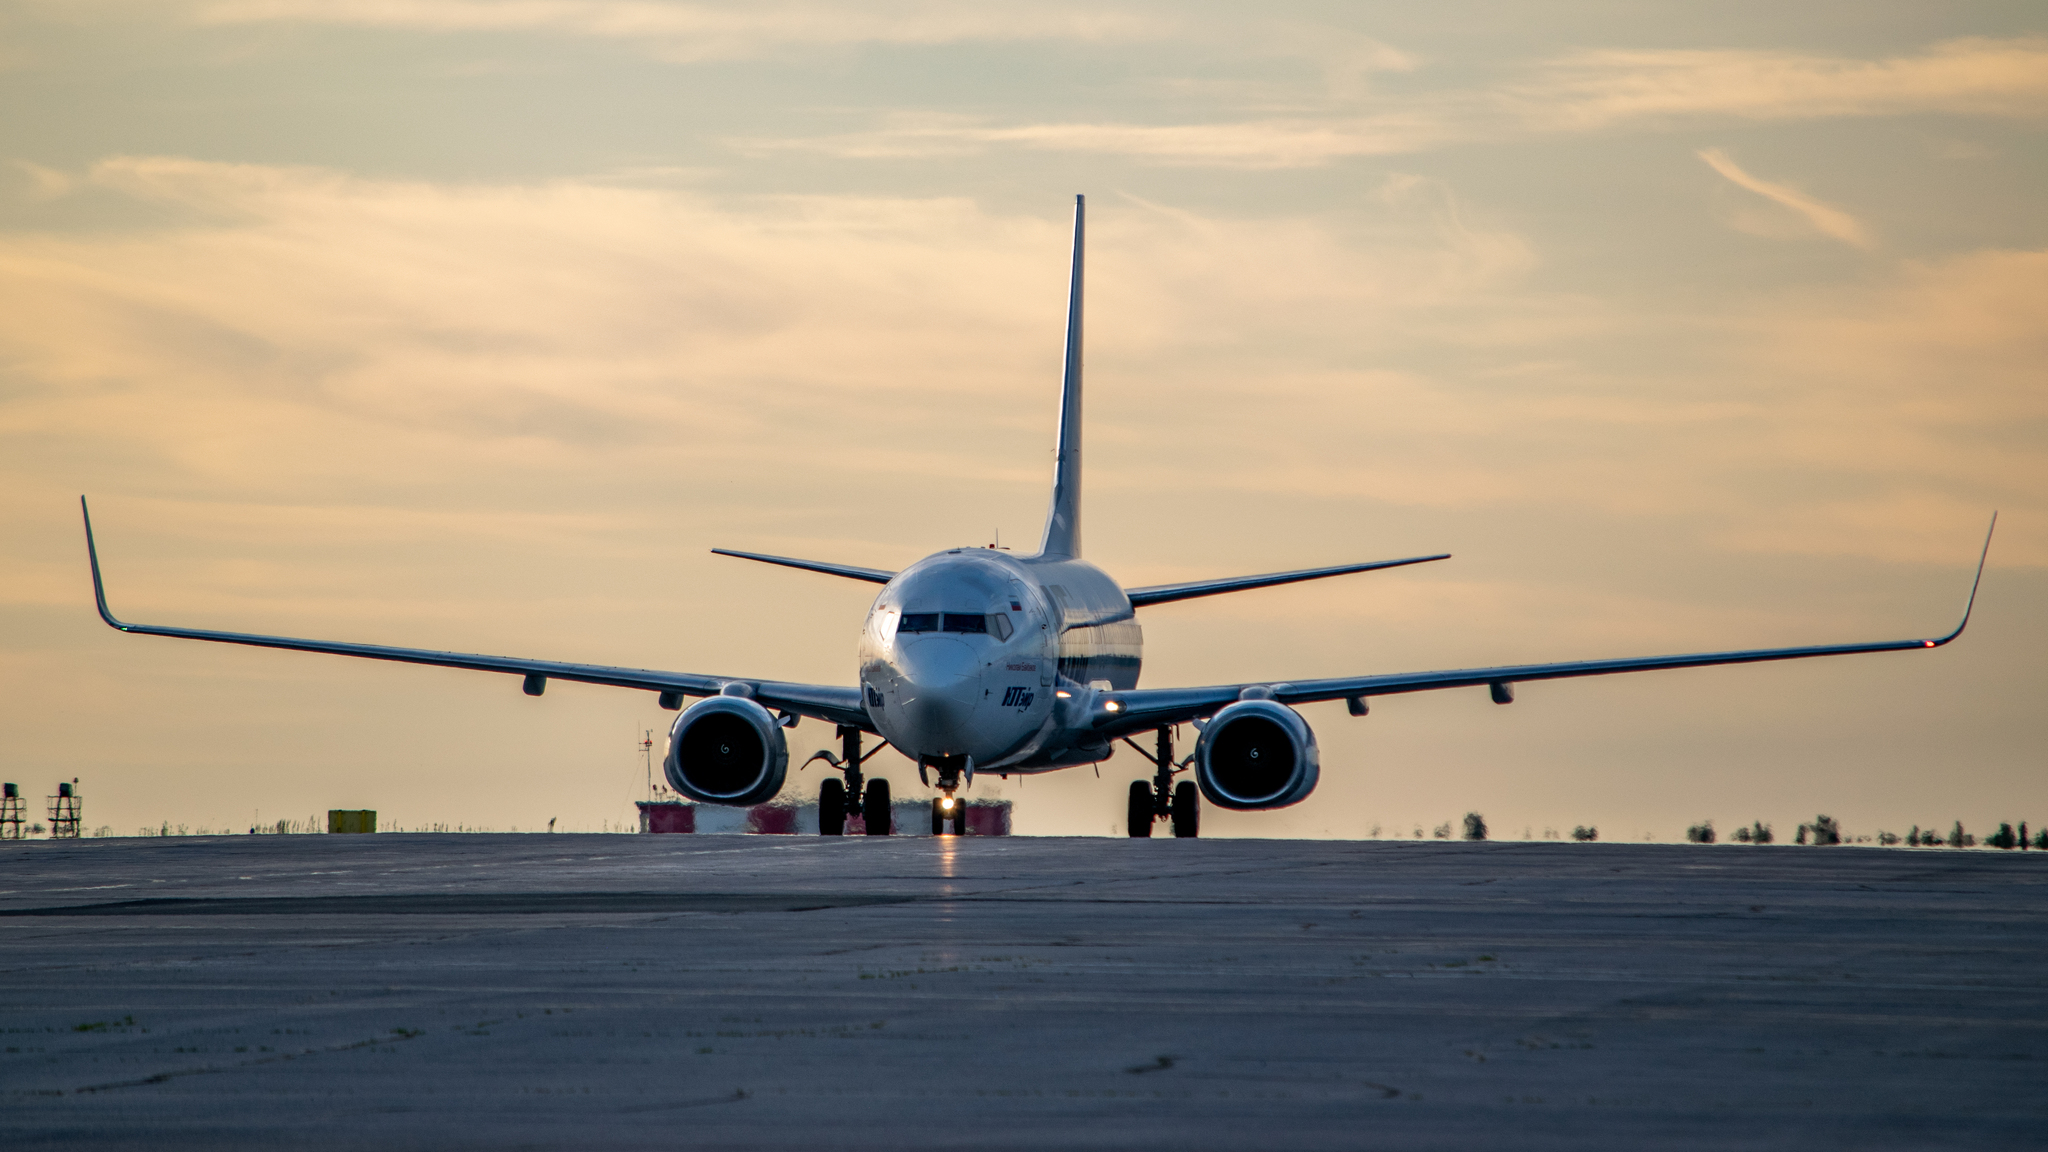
(2, 834, 2043, 1149)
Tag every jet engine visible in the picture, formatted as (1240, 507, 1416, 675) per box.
(1193, 699, 1320, 810)
(663, 695, 789, 806)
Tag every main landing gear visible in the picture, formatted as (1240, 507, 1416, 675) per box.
(1126, 726, 1199, 838)
(812, 726, 892, 836)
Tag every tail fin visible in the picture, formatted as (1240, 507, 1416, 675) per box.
(1037, 195, 1085, 558)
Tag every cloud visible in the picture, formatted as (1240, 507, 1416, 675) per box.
(11, 161, 73, 201)
(1516, 37, 2048, 128)
(189, 0, 1165, 60)
(755, 37, 2048, 168)
(737, 111, 1459, 168)
(5, 156, 2036, 572)
(1697, 149, 1871, 248)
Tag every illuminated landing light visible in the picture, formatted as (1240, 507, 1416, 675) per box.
(941, 797, 955, 810)
(1055, 690, 1072, 699)
(1924, 640, 1937, 647)
(1103, 699, 1123, 713)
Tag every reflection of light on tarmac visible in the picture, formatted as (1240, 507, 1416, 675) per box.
(938, 833, 958, 889)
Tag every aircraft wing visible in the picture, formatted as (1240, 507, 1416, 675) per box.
(81, 500, 871, 731)
(1093, 518, 1994, 739)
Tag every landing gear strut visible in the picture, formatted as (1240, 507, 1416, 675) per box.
(816, 726, 893, 836)
(1125, 726, 1198, 838)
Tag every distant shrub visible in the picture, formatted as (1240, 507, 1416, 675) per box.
(1877, 831, 1899, 846)
(1570, 825, 1598, 842)
(1463, 812, 1487, 841)
(1947, 821, 1972, 848)
(1989, 823, 2017, 850)
(1797, 816, 1841, 846)
(2034, 826, 2047, 850)
(1686, 821, 1715, 844)
(1432, 822, 1452, 839)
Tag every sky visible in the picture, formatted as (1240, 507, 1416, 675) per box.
(0, 0, 2042, 840)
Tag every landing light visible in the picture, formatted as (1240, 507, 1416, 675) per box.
(1924, 640, 1936, 647)
(941, 797, 955, 810)
(1055, 689, 1072, 699)
(1103, 699, 1123, 713)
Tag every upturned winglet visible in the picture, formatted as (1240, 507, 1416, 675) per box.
(80, 496, 129, 631)
(1929, 511, 1996, 646)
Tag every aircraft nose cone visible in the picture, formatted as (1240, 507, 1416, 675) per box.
(897, 637, 981, 737)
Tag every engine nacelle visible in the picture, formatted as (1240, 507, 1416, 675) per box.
(1193, 699, 1320, 810)
(663, 696, 789, 806)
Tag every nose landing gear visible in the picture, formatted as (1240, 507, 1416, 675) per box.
(1125, 726, 1199, 838)
(812, 726, 894, 835)
(931, 795, 969, 836)
(921, 754, 971, 836)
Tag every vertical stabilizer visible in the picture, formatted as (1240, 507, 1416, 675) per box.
(1037, 195, 1085, 558)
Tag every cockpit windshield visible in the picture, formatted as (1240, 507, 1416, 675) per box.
(898, 612, 1012, 639)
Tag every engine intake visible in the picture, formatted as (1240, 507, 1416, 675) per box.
(663, 696, 789, 806)
(1193, 699, 1320, 810)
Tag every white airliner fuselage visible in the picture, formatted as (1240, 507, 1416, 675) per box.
(860, 550, 1138, 775)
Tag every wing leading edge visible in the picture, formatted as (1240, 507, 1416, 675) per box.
(1095, 516, 1995, 738)
(82, 499, 870, 730)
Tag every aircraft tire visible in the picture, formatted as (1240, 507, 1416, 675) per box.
(1171, 780, 1200, 838)
(863, 778, 892, 836)
(931, 798, 945, 836)
(819, 778, 846, 836)
(1127, 781, 1154, 838)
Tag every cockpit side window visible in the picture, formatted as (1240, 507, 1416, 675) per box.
(941, 613, 987, 634)
(988, 613, 1013, 641)
(900, 612, 940, 634)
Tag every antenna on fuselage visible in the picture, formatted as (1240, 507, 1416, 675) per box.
(1036, 194, 1085, 560)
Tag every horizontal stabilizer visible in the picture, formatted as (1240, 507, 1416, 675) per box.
(710, 549, 896, 585)
(1126, 553, 1450, 607)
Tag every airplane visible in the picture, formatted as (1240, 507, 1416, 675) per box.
(80, 195, 1994, 839)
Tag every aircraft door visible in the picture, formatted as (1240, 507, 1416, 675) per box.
(1010, 580, 1055, 687)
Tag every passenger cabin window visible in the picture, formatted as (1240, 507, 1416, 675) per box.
(942, 613, 986, 634)
(900, 613, 940, 634)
